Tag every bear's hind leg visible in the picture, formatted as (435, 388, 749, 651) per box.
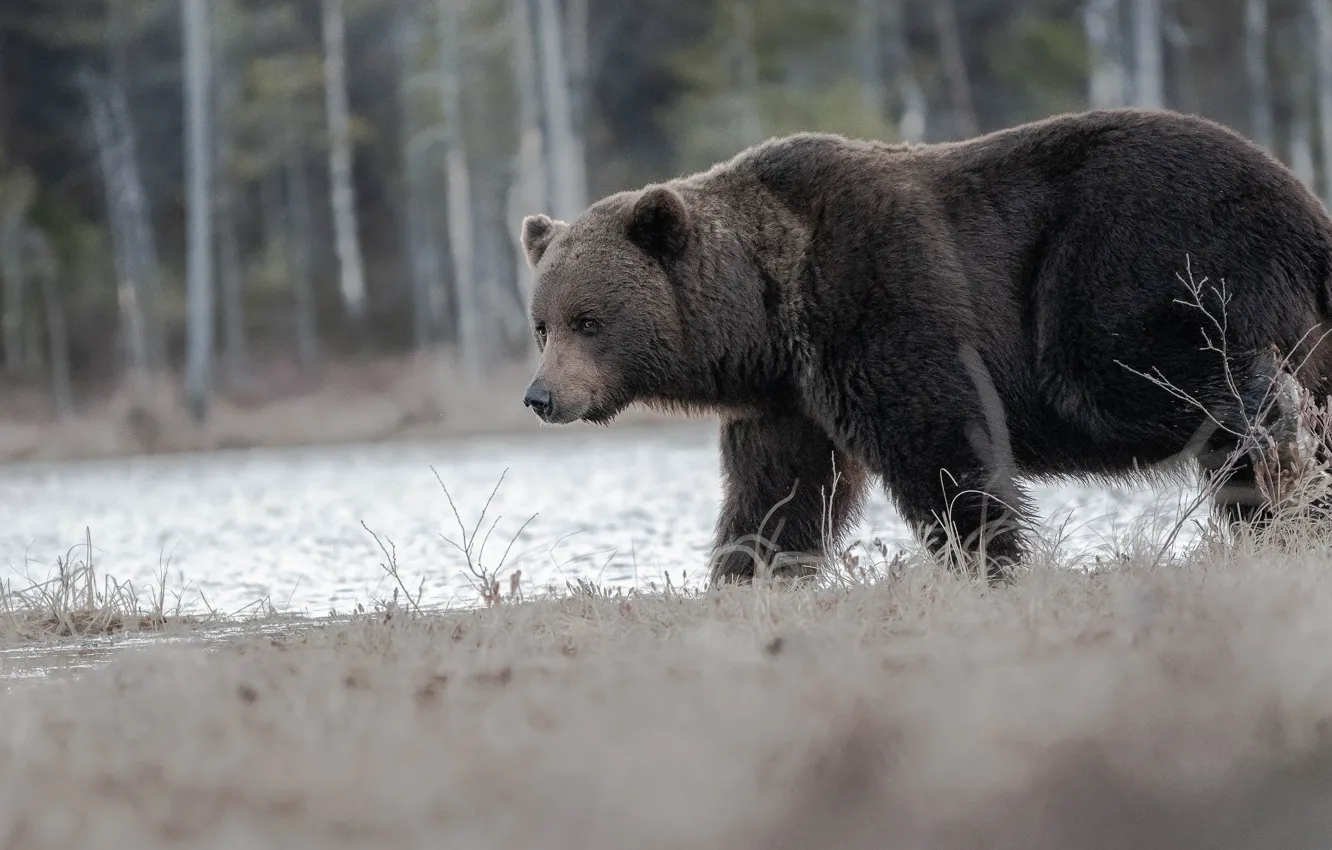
(707, 411, 868, 587)
(1200, 363, 1332, 536)
(880, 447, 1033, 584)
(863, 344, 1034, 584)
(1198, 429, 1271, 532)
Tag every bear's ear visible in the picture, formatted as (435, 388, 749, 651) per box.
(626, 185, 689, 261)
(521, 214, 567, 268)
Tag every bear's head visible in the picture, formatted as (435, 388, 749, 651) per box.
(519, 184, 692, 425)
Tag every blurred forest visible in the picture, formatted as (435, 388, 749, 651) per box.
(0, 0, 1330, 458)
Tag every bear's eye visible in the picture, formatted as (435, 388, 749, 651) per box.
(573, 316, 600, 335)
(533, 323, 547, 346)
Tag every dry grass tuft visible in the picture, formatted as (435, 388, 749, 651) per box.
(0, 529, 198, 639)
(0, 528, 311, 641)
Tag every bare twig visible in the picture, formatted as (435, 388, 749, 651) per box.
(361, 520, 423, 616)
(430, 467, 539, 606)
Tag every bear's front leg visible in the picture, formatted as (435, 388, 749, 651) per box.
(707, 411, 868, 587)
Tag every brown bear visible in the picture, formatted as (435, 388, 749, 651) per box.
(518, 107, 1332, 587)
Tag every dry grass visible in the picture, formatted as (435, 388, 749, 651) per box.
(0, 517, 1331, 848)
(0, 529, 202, 640)
(0, 526, 326, 643)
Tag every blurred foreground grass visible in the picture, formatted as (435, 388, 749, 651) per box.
(3, 511, 1332, 848)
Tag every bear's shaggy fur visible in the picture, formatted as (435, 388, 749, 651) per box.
(519, 107, 1332, 586)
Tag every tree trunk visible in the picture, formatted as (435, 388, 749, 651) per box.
(473, 169, 502, 366)
(884, 0, 926, 141)
(1132, 0, 1164, 109)
(857, 0, 886, 119)
(26, 230, 73, 419)
(1287, 8, 1317, 187)
(731, 0, 763, 146)
(1085, 0, 1127, 108)
(218, 187, 247, 385)
(107, 79, 166, 373)
(321, 0, 368, 320)
(533, 0, 587, 221)
(408, 153, 448, 350)
(183, 0, 215, 424)
(1164, 9, 1200, 115)
(1245, 0, 1272, 150)
(1292, 100, 1318, 189)
(284, 123, 319, 368)
(565, 0, 590, 149)
(0, 226, 24, 377)
(78, 69, 150, 382)
(260, 163, 285, 267)
(104, 0, 165, 374)
(0, 169, 34, 376)
(215, 12, 247, 387)
(1314, 0, 1332, 206)
(437, 0, 480, 379)
(933, 0, 978, 138)
(394, 0, 446, 350)
(508, 0, 546, 365)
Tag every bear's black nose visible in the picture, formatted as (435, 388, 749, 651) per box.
(523, 383, 553, 419)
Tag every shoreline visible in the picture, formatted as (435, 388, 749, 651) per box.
(0, 351, 714, 467)
(0, 408, 713, 469)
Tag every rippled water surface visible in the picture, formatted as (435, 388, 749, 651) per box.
(0, 422, 1207, 615)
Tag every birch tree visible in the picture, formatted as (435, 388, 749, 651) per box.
(395, 0, 446, 350)
(534, 0, 587, 221)
(437, 0, 480, 378)
(215, 1, 248, 384)
(1314, 0, 1332, 206)
(79, 69, 151, 380)
(857, 0, 927, 140)
(933, 0, 978, 138)
(321, 0, 368, 320)
(25, 229, 73, 419)
(0, 166, 35, 376)
(183, 0, 215, 423)
(884, 0, 926, 141)
(508, 0, 545, 362)
(1085, 0, 1127, 108)
(1132, 0, 1164, 109)
(240, 45, 324, 367)
(731, 0, 763, 146)
(1285, 11, 1317, 187)
(857, 0, 887, 119)
(102, 0, 168, 373)
(285, 120, 319, 366)
(1164, 10, 1200, 115)
(217, 185, 246, 383)
(565, 0, 591, 153)
(1245, 0, 1272, 150)
(109, 80, 166, 372)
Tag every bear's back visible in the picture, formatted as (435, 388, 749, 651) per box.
(738, 108, 1312, 212)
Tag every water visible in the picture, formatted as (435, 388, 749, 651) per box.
(0, 421, 1207, 617)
